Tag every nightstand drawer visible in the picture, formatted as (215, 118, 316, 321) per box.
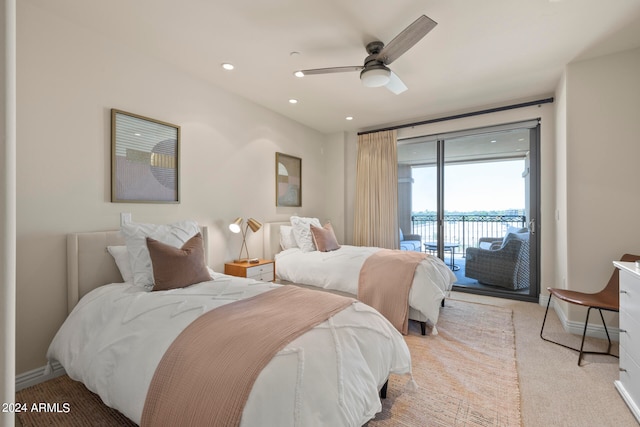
(224, 260, 275, 282)
(246, 263, 274, 281)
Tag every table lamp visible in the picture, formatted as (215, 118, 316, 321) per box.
(229, 217, 262, 262)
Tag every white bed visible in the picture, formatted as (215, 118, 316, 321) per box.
(47, 226, 413, 426)
(263, 221, 456, 334)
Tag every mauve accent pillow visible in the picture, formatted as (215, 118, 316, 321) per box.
(310, 223, 341, 252)
(146, 233, 211, 291)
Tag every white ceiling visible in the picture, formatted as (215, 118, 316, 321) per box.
(28, 0, 640, 134)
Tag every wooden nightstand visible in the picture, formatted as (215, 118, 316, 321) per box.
(224, 259, 275, 282)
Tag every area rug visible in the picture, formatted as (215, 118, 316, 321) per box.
(16, 299, 521, 427)
(367, 299, 522, 427)
(15, 374, 136, 426)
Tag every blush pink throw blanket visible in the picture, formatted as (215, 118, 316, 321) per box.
(358, 249, 427, 335)
(141, 285, 354, 427)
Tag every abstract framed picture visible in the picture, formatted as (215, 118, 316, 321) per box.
(275, 152, 301, 207)
(111, 109, 180, 203)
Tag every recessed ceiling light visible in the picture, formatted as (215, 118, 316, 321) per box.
(294, 71, 304, 78)
(345, 116, 354, 121)
(490, 140, 497, 143)
(289, 99, 298, 104)
(221, 63, 234, 71)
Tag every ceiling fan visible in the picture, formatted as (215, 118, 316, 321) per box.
(295, 15, 437, 95)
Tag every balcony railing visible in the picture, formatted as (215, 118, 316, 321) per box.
(410, 214, 527, 255)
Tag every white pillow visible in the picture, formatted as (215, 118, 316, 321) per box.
(290, 216, 321, 252)
(279, 225, 298, 250)
(121, 220, 200, 289)
(107, 245, 134, 283)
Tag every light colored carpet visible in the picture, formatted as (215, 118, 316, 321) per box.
(451, 291, 638, 427)
(368, 298, 521, 426)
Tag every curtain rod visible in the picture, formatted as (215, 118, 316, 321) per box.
(357, 97, 554, 136)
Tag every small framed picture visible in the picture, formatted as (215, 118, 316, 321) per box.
(275, 152, 301, 207)
(111, 109, 180, 203)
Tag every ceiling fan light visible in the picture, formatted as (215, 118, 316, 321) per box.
(360, 68, 391, 87)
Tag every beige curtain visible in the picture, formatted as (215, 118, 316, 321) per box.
(353, 130, 399, 249)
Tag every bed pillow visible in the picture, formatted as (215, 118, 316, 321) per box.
(310, 223, 341, 252)
(279, 225, 298, 250)
(107, 245, 134, 283)
(121, 220, 200, 288)
(290, 216, 321, 252)
(146, 233, 211, 291)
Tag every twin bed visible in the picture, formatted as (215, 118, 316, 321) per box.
(48, 223, 414, 426)
(263, 221, 456, 335)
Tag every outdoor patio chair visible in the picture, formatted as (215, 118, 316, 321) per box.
(465, 231, 530, 290)
(399, 228, 421, 251)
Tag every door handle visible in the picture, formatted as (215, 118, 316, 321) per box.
(529, 218, 536, 235)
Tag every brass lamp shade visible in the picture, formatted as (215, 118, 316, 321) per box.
(247, 218, 262, 233)
(229, 217, 242, 233)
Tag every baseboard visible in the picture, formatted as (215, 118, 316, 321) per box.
(16, 361, 66, 391)
(543, 296, 620, 342)
(538, 293, 549, 307)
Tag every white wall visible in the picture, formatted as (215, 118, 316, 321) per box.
(323, 132, 347, 242)
(553, 72, 569, 316)
(562, 47, 640, 324)
(16, 2, 330, 374)
(2, 0, 17, 425)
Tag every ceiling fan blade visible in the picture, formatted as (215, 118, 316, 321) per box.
(376, 15, 437, 65)
(385, 71, 408, 94)
(298, 66, 363, 76)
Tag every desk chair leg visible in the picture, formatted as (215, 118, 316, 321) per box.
(577, 308, 592, 366)
(540, 295, 555, 342)
(541, 296, 618, 366)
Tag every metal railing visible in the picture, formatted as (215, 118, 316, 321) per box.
(410, 214, 527, 255)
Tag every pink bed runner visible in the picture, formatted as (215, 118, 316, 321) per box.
(141, 285, 354, 427)
(358, 249, 426, 335)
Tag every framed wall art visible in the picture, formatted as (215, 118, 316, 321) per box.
(275, 152, 301, 207)
(111, 109, 180, 203)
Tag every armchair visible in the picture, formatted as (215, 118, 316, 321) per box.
(465, 232, 530, 290)
(399, 228, 422, 251)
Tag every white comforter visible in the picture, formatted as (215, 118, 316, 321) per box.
(275, 246, 456, 327)
(47, 272, 412, 426)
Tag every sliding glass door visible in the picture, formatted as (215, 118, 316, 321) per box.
(397, 121, 539, 302)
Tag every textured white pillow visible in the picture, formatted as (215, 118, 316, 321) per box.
(107, 245, 134, 283)
(279, 225, 298, 250)
(290, 216, 321, 252)
(121, 220, 200, 288)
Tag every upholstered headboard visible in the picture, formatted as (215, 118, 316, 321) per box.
(263, 222, 290, 261)
(66, 227, 208, 314)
